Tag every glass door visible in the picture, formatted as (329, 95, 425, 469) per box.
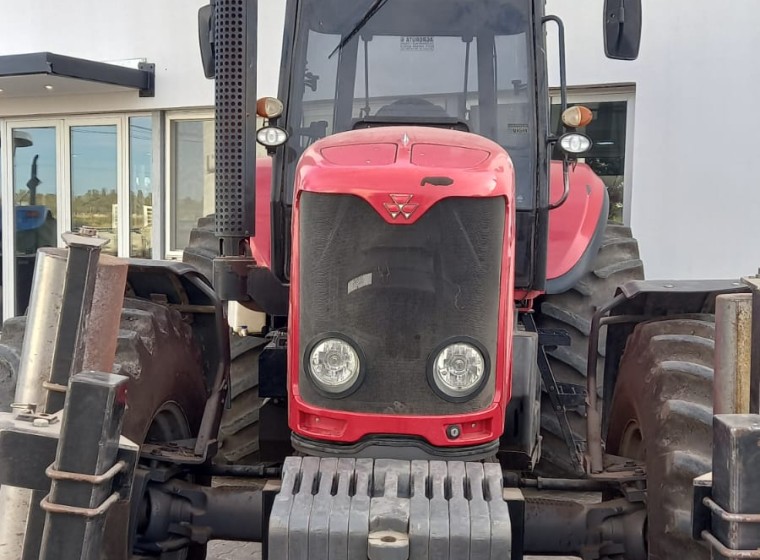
(66, 119, 123, 256)
(1, 121, 63, 318)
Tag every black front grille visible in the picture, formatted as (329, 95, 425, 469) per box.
(298, 193, 505, 415)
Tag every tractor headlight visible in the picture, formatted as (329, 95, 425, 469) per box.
(308, 337, 362, 395)
(429, 339, 488, 400)
(558, 132, 593, 155)
(256, 126, 289, 148)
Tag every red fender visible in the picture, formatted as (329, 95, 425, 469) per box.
(545, 160, 609, 294)
(249, 157, 273, 268)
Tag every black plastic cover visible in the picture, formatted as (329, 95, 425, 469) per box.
(298, 193, 504, 415)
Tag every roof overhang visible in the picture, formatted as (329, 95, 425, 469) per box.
(0, 52, 155, 99)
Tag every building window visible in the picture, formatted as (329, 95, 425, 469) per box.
(550, 90, 634, 224)
(168, 116, 215, 255)
(69, 123, 120, 255)
(166, 113, 267, 257)
(9, 125, 59, 316)
(1, 114, 155, 319)
(129, 116, 153, 258)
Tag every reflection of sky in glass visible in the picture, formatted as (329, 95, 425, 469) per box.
(70, 125, 118, 255)
(130, 117, 152, 193)
(13, 128, 57, 197)
(70, 126, 117, 195)
(130, 117, 153, 257)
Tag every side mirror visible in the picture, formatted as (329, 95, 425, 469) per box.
(198, 3, 215, 79)
(604, 0, 642, 61)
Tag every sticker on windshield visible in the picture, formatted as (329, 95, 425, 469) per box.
(401, 36, 435, 52)
(348, 272, 373, 294)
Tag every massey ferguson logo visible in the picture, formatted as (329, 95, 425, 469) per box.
(383, 194, 419, 219)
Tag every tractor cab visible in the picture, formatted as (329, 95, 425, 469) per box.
(267, 0, 550, 293)
(282, 0, 537, 190)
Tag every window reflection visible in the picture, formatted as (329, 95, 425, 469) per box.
(12, 127, 58, 314)
(170, 119, 215, 252)
(130, 117, 153, 257)
(551, 100, 628, 223)
(70, 125, 118, 255)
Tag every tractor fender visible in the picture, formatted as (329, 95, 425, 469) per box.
(544, 161, 609, 294)
(124, 259, 228, 398)
(250, 157, 273, 268)
(600, 279, 749, 436)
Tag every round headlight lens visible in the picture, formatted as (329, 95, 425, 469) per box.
(432, 342, 486, 398)
(308, 338, 361, 394)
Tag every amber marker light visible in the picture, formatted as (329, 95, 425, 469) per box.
(561, 105, 593, 128)
(256, 97, 284, 119)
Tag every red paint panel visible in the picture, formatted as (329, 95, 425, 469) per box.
(545, 161, 607, 280)
(289, 126, 517, 448)
(293, 401, 499, 447)
(321, 143, 398, 166)
(410, 143, 490, 168)
(248, 157, 272, 268)
(295, 127, 512, 225)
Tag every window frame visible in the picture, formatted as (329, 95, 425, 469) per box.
(0, 118, 65, 320)
(64, 116, 125, 256)
(549, 85, 636, 225)
(0, 112, 157, 319)
(164, 109, 215, 260)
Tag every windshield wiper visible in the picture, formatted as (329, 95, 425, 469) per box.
(328, 0, 389, 59)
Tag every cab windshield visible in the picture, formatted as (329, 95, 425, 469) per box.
(284, 0, 537, 208)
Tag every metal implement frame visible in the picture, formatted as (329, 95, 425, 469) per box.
(692, 277, 760, 558)
(19, 232, 116, 559)
(39, 372, 131, 559)
(694, 415, 760, 559)
(587, 279, 749, 474)
(521, 313, 584, 475)
(0, 373, 138, 560)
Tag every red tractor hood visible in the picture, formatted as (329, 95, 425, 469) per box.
(545, 160, 609, 287)
(294, 127, 515, 223)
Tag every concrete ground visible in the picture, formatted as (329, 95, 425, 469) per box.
(208, 541, 262, 560)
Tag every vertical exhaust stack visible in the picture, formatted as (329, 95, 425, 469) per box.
(212, 0, 259, 302)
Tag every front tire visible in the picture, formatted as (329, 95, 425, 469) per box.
(607, 317, 714, 560)
(216, 334, 268, 464)
(535, 223, 644, 475)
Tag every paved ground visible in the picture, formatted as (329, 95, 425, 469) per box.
(208, 541, 262, 560)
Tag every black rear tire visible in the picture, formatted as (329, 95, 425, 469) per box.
(217, 334, 268, 464)
(607, 317, 714, 560)
(535, 223, 644, 476)
(0, 299, 209, 559)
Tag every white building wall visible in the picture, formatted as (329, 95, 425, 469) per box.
(547, 0, 760, 280)
(0, 0, 286, 115)
(2, 0, 759, 280)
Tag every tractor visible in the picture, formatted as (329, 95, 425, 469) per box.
(0, 0, 756, 559)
